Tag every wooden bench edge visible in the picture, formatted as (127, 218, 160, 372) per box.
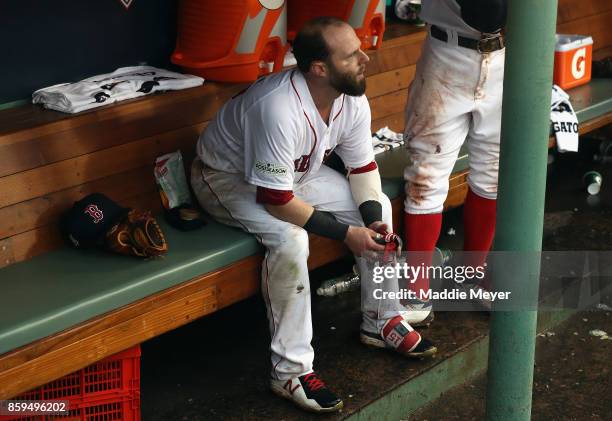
(0, 254, 262, 399)
(0, 189, 470, 399)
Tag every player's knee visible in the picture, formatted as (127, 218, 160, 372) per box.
(468, 181, 498, 200)
(468, 159, 499, 192)
(276, 226, 310, 262)
(403, 180, 449, 214)
(468, 171, 499, 200)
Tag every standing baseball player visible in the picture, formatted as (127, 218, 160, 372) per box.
(191, 17, 436, 413)
(401, 0, 507, 321)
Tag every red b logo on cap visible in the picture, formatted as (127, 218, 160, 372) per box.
(84, 204, 104, 224)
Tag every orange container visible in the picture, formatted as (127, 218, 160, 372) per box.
(171, 0, 288, 82)
(553, 34, 593, 90)
(1, 346, 141, 421)
(287, 0, 386, 50)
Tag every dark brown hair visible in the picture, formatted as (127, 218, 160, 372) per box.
(292, 16, 348, 74)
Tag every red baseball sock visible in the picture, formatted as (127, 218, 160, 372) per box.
(403, 212, 442, 299)
(463, 188, 497, 284)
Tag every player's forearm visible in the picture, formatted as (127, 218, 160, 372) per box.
(265, 199, 352, 242)
(264, 197, 314, 227)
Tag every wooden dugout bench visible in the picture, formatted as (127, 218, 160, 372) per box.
(1, 0, 611, 400)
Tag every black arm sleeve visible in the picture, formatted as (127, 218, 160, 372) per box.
(303, 210, 349, 241)
(359, 200, 383, 228)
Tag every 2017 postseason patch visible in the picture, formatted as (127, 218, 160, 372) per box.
(255, 161, 289, 177)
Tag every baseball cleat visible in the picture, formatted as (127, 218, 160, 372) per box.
(360, 316, 437, 358)
(401, 299, 434, 327)
(270, 371, 343, 413)
(408, 310, 435, 328)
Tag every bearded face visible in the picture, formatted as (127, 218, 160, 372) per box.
(326, 59, 367, 97)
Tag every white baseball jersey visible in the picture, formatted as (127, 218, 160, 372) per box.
(197, 69, 374, 192)
(32, 66, 203, 114)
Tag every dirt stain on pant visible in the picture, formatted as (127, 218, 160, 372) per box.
(407, 181, 428, 206)
(406, 155, 435, 207)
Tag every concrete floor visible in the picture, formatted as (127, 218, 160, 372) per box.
(140, 139, 612, 420)
(409, 305, 612, 421)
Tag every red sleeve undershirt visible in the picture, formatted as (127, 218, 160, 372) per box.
(256, 161, 377, 205)
(348, 161, 377, 175)
(256, 187, 295, 205)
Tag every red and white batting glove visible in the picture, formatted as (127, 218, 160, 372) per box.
(369, 222, 403, 263)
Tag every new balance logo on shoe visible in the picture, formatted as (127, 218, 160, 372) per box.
(284, 379, 300, 395)
(270, 371, 343, 413)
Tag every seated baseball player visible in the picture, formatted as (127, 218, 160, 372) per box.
(190, 17, 436, 413)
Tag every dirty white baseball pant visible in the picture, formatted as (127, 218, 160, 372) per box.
(403, 32, 505, 214)
(191, 159, 402, 380)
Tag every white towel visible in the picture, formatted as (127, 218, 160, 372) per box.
(550, 85, 579, 153)
(32, 66, 204, 114)
(372, 126, 405, 155)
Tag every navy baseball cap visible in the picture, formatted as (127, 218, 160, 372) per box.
(60, 193, 130, 248)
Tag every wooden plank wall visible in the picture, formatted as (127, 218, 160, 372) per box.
(557, 0, 612, 53)
(0, 83, 247, 268)
(0, 27, 429, 269)
(1, 1, 610, 269)
(366, 28, 425, 132)
(558, 0, 612, 64)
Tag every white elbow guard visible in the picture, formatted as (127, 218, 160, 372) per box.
(348, 167, 383, 206)
(349, 167, 384, 226)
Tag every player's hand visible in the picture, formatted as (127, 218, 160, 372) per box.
(368, 221, 388, 234)
(367, 220, 403, 258)
(344, 226, 385, 257)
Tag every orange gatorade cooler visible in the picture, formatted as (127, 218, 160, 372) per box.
(287, 0, 386, 50)
(553, 34, 593, 90)
(171, 0, 288, 82)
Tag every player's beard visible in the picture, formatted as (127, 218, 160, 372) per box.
(327, 62, 366, 96)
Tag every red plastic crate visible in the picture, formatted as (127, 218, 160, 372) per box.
(58, 394, 140, 421)
(2, 346, 140, 421)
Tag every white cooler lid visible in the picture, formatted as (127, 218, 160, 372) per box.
(555, 34, 593, 52)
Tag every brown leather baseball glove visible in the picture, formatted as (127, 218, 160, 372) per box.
(105, 209, 168, 257)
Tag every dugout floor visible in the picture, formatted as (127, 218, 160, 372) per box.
(140, 142, 612, 420)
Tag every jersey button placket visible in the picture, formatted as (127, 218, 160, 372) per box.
(320, 131, 331, 163)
